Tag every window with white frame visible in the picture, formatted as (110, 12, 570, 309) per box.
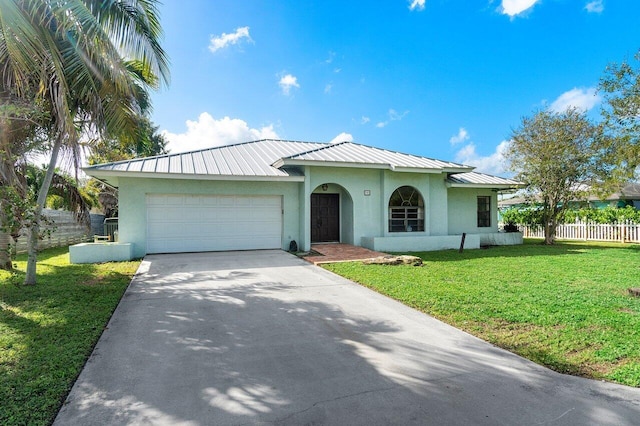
(388, 186, 424, 232)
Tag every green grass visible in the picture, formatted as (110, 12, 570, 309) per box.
(0, 247, 140, 425)
(324, 240, 640, 387)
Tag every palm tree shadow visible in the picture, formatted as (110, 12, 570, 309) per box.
(54, 252, 640, 425)
(406, 240, 640, 262)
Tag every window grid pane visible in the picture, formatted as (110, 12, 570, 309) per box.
(477, 196, 491, 227)
(389, 207, 424, 232)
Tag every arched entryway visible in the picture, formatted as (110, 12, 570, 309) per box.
(311, 184, 354, 244)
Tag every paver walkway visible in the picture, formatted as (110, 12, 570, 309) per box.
(303, 243, 387, 264)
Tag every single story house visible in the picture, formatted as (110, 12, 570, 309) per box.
(84, 139, 523, 258)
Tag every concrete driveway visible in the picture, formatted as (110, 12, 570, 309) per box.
(55, 250, 640, 425)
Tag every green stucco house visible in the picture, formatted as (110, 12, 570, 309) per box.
(84, 139, 523, 258)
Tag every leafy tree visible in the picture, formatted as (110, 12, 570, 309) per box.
(504, 108, 604, 244)
(25, 164, 93, 227)
(599, 50, 640, 182)
(87, 116, 168, 218)
(0, 93, 49, 269)
(0, 0, 169, 283)
(88, 116, 169, 165)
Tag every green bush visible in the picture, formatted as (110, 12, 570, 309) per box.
(501, 206, 544, 226)
(563, 206, 640, 224)
(502, 205, 640, 225)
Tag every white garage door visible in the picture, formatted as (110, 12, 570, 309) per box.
(146, 194, 282, 253)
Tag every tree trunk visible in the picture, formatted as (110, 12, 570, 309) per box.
(23, 135, 64, 285)
(0, 160, 15, 270)
(0, 215, 13, 270)
(544, 218, 557, 245)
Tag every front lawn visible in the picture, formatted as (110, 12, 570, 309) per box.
(0, 247, 140, 425)
(324, 240, 640, 387)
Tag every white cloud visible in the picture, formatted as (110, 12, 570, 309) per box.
(329, 132, 354, 144)
(278, 74, 300, 95)
(501, 0, 539, 17)
(361, 116, 370, 124)
(376, 109, 409, 128)
(449, 127, 470, 145)
(549, 87, 600, 113)
(409, 0, 426, 11)
(162, 112, 279, 153)
(209, 26, 252, 53)
(324, 83, 333, 94)
(585, 0, 604, 13)
(454, 140, 510, 175)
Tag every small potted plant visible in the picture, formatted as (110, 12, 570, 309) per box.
(503, 222, 519, 232)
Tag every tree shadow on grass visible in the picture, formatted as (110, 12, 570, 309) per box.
(53, 251, 640, 426)
(0, 258, 135, 425)
(407, 240, 640, 263)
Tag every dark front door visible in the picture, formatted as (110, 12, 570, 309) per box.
(311, 193, 340, 243)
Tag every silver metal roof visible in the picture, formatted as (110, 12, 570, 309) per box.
(85, 139, 324, 177)
(447, 172, 522, 188)
(276, 141, 472, 172)
(85, 139, 519, 188)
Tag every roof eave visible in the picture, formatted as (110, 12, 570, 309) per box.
(275, 159, 466, 174)
(275, 159, 394, 170)
(446, 182, 523, 189)
(443, 167, 475, 174)
(83, 169, 305, 184)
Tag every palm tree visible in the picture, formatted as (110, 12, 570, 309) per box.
(0, 0, 169, 284)
(0, 92, 48, 269)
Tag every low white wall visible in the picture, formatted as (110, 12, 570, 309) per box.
(361, 234, 480, 252)
(479, 232, 523, 246)
(69, 242, 133, 264)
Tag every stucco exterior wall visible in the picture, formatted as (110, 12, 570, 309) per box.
(429, 175, 449, 235)
(447, 188, 499, 235)
(304, 167, 452, 251)
(362, 234, 480, 252)
(306, 167, 382, 251)
(115, 169, 514, 257)
(118, 177, 301, 258)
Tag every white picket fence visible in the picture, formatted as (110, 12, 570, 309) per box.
(516, 221, 640, 243)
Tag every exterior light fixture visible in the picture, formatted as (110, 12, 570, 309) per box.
(321, 184, 328, 191)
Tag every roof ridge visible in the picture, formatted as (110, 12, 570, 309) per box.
(279, 140, 342, 159)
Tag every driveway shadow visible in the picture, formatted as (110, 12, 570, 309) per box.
(55, 251, 640, 425)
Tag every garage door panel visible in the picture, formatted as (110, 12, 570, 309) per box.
(146, 194, 282, 253)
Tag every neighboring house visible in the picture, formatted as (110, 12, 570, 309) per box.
(499, 183, 640, 211)
(84, 139, 523, 258)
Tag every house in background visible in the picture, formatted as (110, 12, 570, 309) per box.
(499, 183, 640, 211)
(84, 139, 523, 258)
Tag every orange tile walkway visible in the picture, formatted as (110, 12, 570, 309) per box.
(302, 243, 387, 264)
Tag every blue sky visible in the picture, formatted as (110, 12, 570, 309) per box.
(150, 0, 640, 176)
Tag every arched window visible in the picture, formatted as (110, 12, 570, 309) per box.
(388, 186, 424, 232)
